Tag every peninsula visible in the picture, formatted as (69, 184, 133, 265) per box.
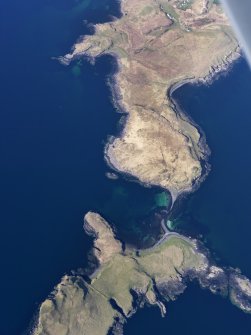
(61, 0, 239, 200)
(33, 212, 251, 335)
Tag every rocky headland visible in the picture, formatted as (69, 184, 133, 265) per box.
(33, 212, 251, 335)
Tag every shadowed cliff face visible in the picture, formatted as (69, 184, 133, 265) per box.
(222, 0, 251, 67)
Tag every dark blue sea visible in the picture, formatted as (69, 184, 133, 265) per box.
(0, 0, 251, 334)
(172, 61, 251, 277)
(126, 59, 251, 334)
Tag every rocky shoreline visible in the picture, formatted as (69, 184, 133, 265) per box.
(59, 0, 241, 200)
(167, 45, 241, 198)
(31, 212, 251, 335)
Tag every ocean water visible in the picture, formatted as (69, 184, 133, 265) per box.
(127, 63, 251, 331)
(124, 283, 251, 335)
(0, 1, 166, 334)
(135, 58, 251, 334)
(1, 0, 251, 334)
(172, 59, 251, 277)
(119, 51, 251, 335)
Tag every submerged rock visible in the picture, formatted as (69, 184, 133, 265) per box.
(106, 172, 119, 180)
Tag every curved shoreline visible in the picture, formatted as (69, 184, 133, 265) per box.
(58, 0, 241, 206)
(103, 50, 241, 205)
(105, 46, 240, 206)
(167, 49, 241, 197)
(32, 210, 251, 335)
